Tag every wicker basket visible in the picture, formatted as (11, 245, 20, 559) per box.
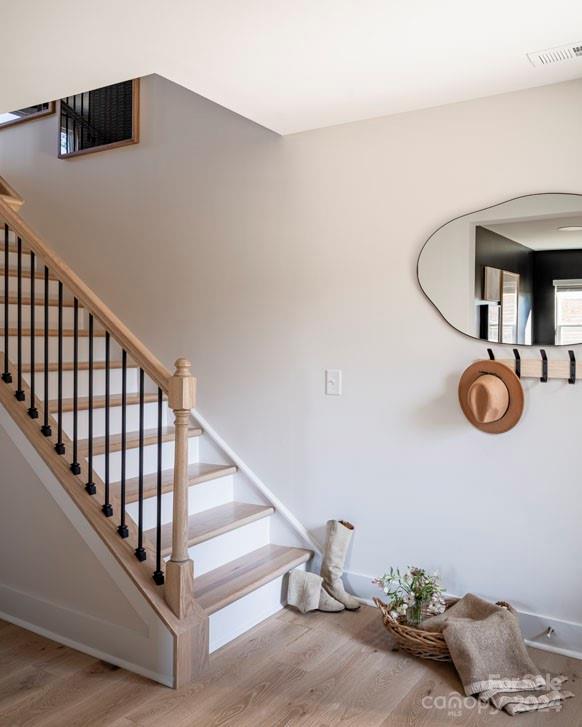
(373, 597, 512, 662)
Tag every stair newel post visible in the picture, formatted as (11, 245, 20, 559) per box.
(165, 358, 197, 619)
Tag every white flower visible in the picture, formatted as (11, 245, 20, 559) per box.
(390, 610, 399, 619)
(384, 586, 389, 594)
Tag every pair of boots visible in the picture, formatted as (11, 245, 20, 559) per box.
(287, 520, 360, 613)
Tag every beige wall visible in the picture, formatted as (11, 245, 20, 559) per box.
(1, 75, 582, 627)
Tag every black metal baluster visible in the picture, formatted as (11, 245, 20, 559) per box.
(65, 98, 69, 154)
(85, 314, 96, 494)
(70, 298, 81, 474)
(102, 332, 113, 517)
(135, 368, 146, 561)
(118, 349, 129, 538)
(54, 281, 65, 455)
(14, 237, 25, 401)
(27, 251, 38, 418)
(40, 266, 52, 436)
(1, 224, 11, 383)
(153, 387, 164, 585)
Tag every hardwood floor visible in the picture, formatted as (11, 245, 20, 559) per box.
(0, 606, 580, 726)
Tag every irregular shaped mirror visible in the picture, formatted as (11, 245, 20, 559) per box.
(418, 193, 582, 346)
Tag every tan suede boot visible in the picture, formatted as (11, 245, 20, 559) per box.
(321, 520, 360, 610)
(287, 570, 345, 613)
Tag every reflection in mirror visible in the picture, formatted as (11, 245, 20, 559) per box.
(0, 102, 55, 129)
(418, 194, 582, 346)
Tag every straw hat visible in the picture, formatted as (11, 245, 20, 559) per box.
(458, 360, 524, 433)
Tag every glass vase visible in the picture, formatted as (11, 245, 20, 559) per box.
(406, 599, 427, 626)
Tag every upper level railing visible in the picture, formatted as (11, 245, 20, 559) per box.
(0, 185, 197, 624)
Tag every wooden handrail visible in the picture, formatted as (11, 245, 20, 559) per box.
(0, 175, 24, 212)
(0, 197, 172, 391)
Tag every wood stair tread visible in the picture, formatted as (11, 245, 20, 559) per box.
(147, 502, 274, 557)
(1, 267, 58, 280)
(22, 360, 124, 373)
(0, 328, 106, 337)
(79, 425, 202, 455)
(123, 462, 237, 503)
(48, 392, 160, 413)
(194, 544, 312, 614)
(4, 295, 75, 307)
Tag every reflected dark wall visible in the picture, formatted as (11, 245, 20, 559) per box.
(475, 227, 533, 343)
(533, 250, 582, 344)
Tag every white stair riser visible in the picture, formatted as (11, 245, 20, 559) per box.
(125, 474, 235, 531)
(5, 303, 78, 328)
(2, 335, 108, 362)
(61, 401, 170, 440)
(23, 368, 139, 400)
(92, 437, 199, 483)
(4, 250, 35, 269)
(0, 277, 60, 297)
(208, 566, 305, 653)
(182, 518, 271, 577)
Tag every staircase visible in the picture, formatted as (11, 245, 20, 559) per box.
(0, 181, 313, 687)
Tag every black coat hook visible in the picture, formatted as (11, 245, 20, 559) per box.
(568, 350, 576, 385)
(540, 349, 548, 383)
(487, 348, 495, 360)
(513, 349, 521, 378)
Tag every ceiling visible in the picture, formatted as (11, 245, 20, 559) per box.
(2, 0, 582, 135)
(484, 216, 582, 251)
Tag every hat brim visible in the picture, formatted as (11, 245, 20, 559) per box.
(458, 360, 524, 434)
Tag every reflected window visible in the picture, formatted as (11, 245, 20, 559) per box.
(0, 102, 55, 129)
(555, 280, 582, 345)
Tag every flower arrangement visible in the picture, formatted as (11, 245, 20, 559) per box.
(373, 566, 446, 626)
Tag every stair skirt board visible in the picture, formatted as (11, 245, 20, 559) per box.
(209, 564, 306, 653)
(125, 473, 235, 531)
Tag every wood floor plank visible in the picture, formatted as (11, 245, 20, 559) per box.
(146, 501, 274, 556)
(123, 614, 311, 726)
(1, 610, 580, 726)
(193, 544, 312, 614)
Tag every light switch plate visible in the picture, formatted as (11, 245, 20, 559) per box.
(325, 369, 342, 396)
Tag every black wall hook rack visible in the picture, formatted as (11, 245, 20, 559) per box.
(512, 349, 521, 378)
(540, 350, 548, 383)
(569, 350, 576, 385)
(484, 348, 579, 383)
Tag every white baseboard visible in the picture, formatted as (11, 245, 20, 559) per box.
(0, 609, 173, 687)
(343, 569, 582, 662)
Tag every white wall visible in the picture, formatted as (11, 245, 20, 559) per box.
(1, 75, 582, 633)
(0, 406, 174, 685)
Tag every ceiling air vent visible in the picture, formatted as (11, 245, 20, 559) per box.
(527, 43, 582, 67)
